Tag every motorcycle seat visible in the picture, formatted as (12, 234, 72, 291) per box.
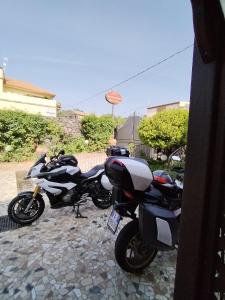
(81, 164, 104, 179)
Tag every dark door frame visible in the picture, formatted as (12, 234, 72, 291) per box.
(174, 1, 225, 299)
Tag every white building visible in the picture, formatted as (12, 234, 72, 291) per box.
(147, 101, 190, 117)
(0, 68, 58, 117)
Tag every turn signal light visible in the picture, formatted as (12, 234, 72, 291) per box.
(154, 175, 168, 184)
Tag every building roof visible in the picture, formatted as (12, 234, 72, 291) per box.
(147, 101, 189, 110)
(4, 77, 55, 98)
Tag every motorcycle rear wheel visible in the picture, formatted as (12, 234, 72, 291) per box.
(115, 219, 157, 273)
(92, 183, 113, 209)
(8, 192, 45, 225)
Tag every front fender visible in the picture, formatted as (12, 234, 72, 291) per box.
(17, 191, 43, 201)
(17, 191, 33, 198)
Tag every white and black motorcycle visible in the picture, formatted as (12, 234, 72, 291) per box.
(105, 156, 183, 273)
(8, 151, 113, 225)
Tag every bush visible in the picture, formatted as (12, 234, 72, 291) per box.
(147, 159, 167, 171)
(48, 136, 87, 156)
(81, 115, 114, 151)
(0, 110, 63, 162)
(138, 109, 189, 154)
(65, 136, 87, 153)
(102, 114, 126, 128)
(0, 110, 123, 162)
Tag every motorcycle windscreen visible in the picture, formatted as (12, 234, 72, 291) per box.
(139, 202, 179, 251)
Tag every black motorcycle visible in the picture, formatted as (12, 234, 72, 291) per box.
(8, 150, 113, 225)
(105, 156, 182, 273)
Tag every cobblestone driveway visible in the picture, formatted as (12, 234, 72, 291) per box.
(0, 165, 176, 300)
(0, 199, 175, 300)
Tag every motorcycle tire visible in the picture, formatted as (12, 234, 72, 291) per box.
(8, 192, 45, 225)
(92, 184, 113, 209)
(115, 219, 157, 273)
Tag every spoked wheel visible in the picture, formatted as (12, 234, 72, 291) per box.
(8, 192, 45, 225)
(115, 219, 157, 273)
(92, 183, 113, 209)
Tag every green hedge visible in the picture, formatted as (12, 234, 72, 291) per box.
(81, 115, 114, 151)
(48, 136, 87, 156)
(0, 110, 63, 162)
(0, 110, 123, 162)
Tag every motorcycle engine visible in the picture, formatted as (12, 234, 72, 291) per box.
(62, 190, 77, 203)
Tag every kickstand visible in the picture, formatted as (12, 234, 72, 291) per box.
(73, 203, 87, 218)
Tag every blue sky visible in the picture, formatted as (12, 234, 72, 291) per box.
(0, 0, 194, 116)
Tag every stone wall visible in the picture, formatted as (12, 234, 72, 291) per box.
(56, 114, 81, 137)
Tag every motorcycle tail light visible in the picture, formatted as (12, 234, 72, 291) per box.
(123, 190, 134, 200)
(112, 160, 125, 167)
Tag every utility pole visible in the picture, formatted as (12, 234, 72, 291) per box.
(112, 104, 115, 139)
(132, 111, 136, 144)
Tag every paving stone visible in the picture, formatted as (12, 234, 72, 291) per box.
(155, 295, 168, 300)
(31, 288, 36, 300)
(0, 197, 176, 300)
(106, 260, 115, 267)
(89, 286, 101, 294)
(74, 288, 81, 297)
(25, 283, 33, 291)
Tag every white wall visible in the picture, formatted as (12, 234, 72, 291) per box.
(0, 92, 57, 117)
(0, 68, 57, 117)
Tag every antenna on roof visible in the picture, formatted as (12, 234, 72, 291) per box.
(2, 57, 8, 71)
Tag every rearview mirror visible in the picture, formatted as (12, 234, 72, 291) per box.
(171, 155, 181, 162)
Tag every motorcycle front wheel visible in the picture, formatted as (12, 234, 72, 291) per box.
(8, 192, 45, 225)
(115, 219, 157, 273)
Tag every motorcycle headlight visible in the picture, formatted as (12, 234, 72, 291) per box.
(30, 178, 40, 184)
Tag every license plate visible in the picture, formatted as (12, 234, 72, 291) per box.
(107, 209, 121, 234)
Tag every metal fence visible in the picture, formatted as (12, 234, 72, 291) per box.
(14, 152, 107, 194)
(75, 152, 107, 171)
(134, 144, 155, 159)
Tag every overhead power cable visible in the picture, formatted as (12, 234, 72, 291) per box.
(76, 43, 193, 105)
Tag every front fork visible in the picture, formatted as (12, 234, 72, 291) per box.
(33, 185, 40, 198)
(24, 186, 40, 213)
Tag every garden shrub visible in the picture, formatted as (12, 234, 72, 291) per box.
(0, 110, 63, 162)
(138, 109, 189, 154)
(48, 136, 87, 156)
(0, 110, 123, 162)
(81, 115, 114, 151)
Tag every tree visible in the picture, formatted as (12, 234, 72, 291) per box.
(138, 109, 189, 154)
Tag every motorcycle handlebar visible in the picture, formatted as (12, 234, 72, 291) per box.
(50, 149, 65, 161)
